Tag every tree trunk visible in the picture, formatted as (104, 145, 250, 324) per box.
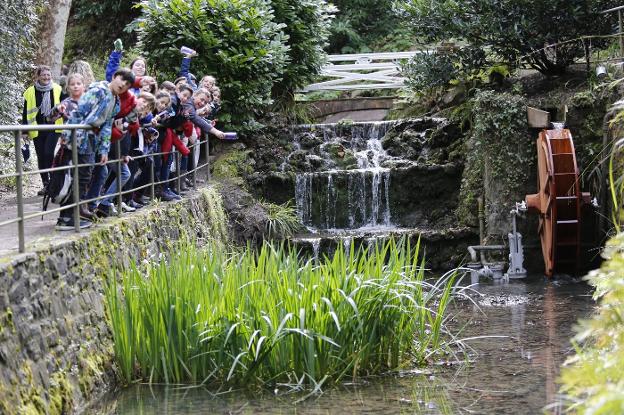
(36, 0, 72, 79)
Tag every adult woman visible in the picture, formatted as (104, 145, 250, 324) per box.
(22, 65, 66, 194)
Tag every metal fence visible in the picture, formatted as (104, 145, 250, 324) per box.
(0, 124, 210, 253)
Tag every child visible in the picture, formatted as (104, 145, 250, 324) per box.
(152, 91, 187, 201)
(48, 73, 86, 124)
(123, 92, 156, 209)
(55, 68, 135, 230)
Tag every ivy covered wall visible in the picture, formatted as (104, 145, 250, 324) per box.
(456, 91, 535, 238)
(0, 0, 47, 180)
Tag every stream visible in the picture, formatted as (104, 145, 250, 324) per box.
(99, 277, 593, 414)
(98, 120, 594, 413)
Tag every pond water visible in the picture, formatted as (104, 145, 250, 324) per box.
(97, 277, 593, 414)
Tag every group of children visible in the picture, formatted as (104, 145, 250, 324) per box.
(23, 40, 225, 230)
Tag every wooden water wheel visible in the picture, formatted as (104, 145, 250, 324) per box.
(525, 128, 590, 277)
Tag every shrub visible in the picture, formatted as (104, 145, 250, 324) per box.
(560, 233, 624, 412)
(403, 51, 457, 94)
(0, 0, 45, 182)
(398, 0, 619, 76)
(327, 0, 402, 54)
(137, 0, 289, 131)
(270, 0, 335, 102)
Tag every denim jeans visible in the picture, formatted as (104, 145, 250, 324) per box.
(60, 151, 94, 218)
(86, 161, 108, 210)
(100, 161, 131, 207)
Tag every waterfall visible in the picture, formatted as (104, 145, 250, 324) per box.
(293, 121, 396, 232)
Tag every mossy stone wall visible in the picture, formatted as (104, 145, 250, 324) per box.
(457, 91, 535, 238)
(0, 187, 228, 414)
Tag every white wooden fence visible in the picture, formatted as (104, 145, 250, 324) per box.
(302, 51, 424, 92)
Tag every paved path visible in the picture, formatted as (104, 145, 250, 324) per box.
(0, 169, 211, 259)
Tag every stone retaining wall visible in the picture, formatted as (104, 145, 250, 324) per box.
(0, 187, 228, 414)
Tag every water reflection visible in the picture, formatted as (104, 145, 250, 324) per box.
(98, 278, 592, 415)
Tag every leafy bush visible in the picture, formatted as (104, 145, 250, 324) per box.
(403, 51, 457, 93)
(0, 0, 43, 126)
(270, 0, 335, 102)
(137, 0, 334, 130)
(0, 0, 45, 182)
(64, 0, 140, 61)
(328, 0, 403, 54)
(560, 233, 624, 413)
(403, 47, 495, 94)
(398, 0, 619, 76)
(137, 0, 289, 131)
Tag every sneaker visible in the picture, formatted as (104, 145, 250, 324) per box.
(80, 206, 96, 221)
(180, 182, 188, 192)
(95, 204, 118, 218)
(159, 191, 175, 202)
(121, 201, 136, 212)
(165, 189, 182, 201)
(138, 195, 151, 204)
(56, 217, 92, 231)
(128, 199, 143, 209)
(185, 178, 195, 188)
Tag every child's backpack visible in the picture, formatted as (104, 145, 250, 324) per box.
(43, 145, 73, 211)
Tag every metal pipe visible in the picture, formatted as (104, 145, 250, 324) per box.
(477, 196, 485, 244)
(14, 131, 25, 253)
(0, 124, 91, 132)
(204, 134, 210, 182)
(71, 130, 80, 232)
(150, 159, 155, 201)
(116, 140, 122, 217)
(175, 151, 181, 194)
(620, 10, 624, 60)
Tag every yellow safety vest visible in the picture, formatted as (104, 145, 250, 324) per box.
(23, 83, 64, 139)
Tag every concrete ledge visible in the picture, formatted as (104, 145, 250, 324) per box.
(0, 187, 228, 414)
(302, 97, 397, 121)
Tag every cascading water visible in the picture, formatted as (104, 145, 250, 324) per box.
(294, 121, 398, 232)
(285, 118, 474, 269)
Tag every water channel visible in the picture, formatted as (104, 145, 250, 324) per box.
(98, 120, 594, 413)
(100, 277, 593, 414)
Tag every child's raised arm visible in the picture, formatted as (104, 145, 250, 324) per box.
(105, 39, 124, 82)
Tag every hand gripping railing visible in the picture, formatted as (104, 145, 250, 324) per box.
(0, 124, 211, 253)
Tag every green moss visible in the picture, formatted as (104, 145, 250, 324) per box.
(78, 349, 105, 399)
(0, 307, 15, 334)
(213, 149, 254, 186)
(48, 371, 73, 415)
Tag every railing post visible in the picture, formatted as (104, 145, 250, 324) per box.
(618, 9, 624, 59)
(175, 151, 181, 194)
(192, 142, 197, 188)
(150, 157, 155, 201)
(71, 130, 80, 232)
(204, 134, 210, 183)
(14, 131, 25, 252)
(116, 140, 122, 216)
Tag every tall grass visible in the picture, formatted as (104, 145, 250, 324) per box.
(105, 238, 456, 388)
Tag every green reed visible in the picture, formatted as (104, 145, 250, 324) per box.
(105, 238, 456, 387)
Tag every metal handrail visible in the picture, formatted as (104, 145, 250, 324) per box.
(1, 123, 210, 253)
(603, 5, 624, 59)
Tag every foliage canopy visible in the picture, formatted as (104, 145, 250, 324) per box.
(399, 0, 619, 76)
(137, 0, 333, 130)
